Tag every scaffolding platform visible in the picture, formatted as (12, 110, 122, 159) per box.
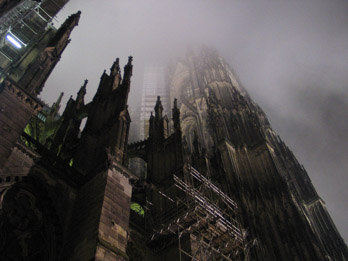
(149, 164, 252, 261)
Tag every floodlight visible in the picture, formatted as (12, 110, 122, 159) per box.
(6, 34, 22, 49)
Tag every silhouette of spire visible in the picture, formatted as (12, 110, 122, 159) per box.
(122, 56, 133, 85)
(50, 92, 64, 117)
(155, 96, 163, 119)
(76, 79, 87, 109)
(48, 10, 81, 47)
(19, 10, 81, 96)
(110, 58, 120, 77)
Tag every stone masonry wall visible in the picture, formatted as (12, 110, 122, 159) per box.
(0, 146, 35, 190)
(65, 165, 132, 261)
(96, 166, 132, 261)
(0, 84, 39, 169)
(65, 170, 108, 261)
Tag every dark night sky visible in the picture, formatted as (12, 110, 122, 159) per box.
(42, 0, 348, 242)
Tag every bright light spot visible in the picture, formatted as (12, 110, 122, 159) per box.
(6, 34, 22, 49)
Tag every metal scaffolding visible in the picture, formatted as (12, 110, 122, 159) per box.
(149, 164, 253, 261)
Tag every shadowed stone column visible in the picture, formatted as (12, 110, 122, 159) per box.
(95, 165, 133, 261)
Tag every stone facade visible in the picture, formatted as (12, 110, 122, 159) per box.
(0, 56, 136, 260)
(162, 47, 348, 260)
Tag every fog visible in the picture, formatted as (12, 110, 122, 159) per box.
(42, 0, 348, 241)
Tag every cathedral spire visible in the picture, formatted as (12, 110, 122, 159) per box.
(50, 92, 64, 117)
(73, 57, 133, 173)
(18, 10, 81, 96)
(155, 96, 163, 119)
(110, 58, 120, 77)
(117, 56, 133, 109)
(48, 10, 81, 48)
(77, 79, 88, 97)
(76, 79, 87, 109)
(122, 56, 133, 85)
(110, 58, 121, 91)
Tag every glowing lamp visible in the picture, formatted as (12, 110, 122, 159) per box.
(6, 34, 22, 49)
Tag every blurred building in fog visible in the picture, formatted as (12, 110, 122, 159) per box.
(139, 65, 169, 140)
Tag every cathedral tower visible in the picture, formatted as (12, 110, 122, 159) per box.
(166, 47, 348, 260)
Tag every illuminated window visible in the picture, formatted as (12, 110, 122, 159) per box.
(130, 202, 145, 217)
(37, 113, 46, 122)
